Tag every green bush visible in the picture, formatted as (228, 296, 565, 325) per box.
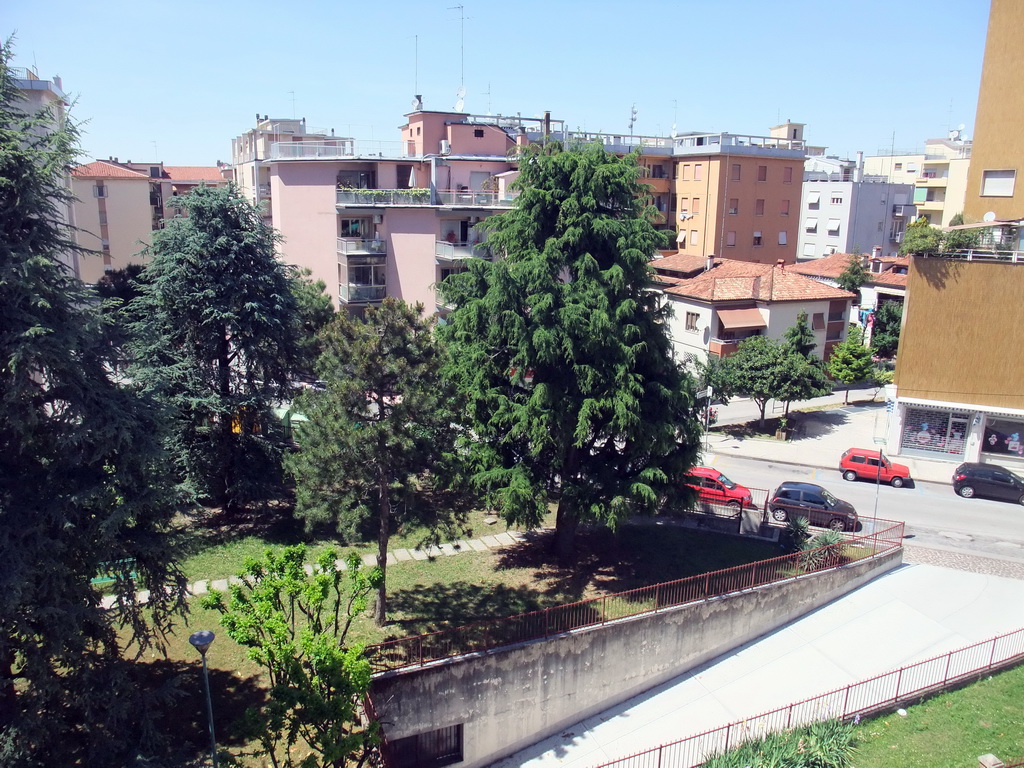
(703, 718, 856, 768)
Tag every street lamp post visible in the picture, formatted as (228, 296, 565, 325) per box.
(189, 630, 219, 768)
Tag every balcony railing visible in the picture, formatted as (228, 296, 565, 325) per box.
(336, 188, 431, 206)
(339, 284, 386, 304)
(435, 241, 492, 261)
(271, 140, 411, 160)
(338, 237, 386, 254)
(674, 133, 806, 155)
(436, 189, 517, 207)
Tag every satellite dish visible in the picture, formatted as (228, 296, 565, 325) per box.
(455, 87, 466, 112)
(457, 86, 466, 99)
(670, 123, 678, 139)
(983, 211, 996, 222)
(411, 95, 423, 110)
(958, 123, 966, 132)
(454, 98, 465, 112)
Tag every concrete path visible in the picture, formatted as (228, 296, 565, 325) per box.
(492, 562, 1024, 768)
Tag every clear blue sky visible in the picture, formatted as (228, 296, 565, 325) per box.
(6, 0, 990, 167)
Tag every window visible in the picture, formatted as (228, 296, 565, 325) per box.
(831, 195, 843, 205)
(673, 163, 679, 180)
(906, 163, 917, 173)
(726, 231, 736, 247)
(781, 199, 790, 216)
(473, 128, 484, 138)
(93, 184, 107, 198)
(981, 169, 1016, 197)
(679, 197, 689, 212)
(731, 164, 741, 182)
(339, 218, 368, 237)
(894, 163, 903, 172)
(827, 218, 841, 235)
(754, 199, 765, 216)
(392, 724, 464, 768)
(676, 230, 686, 247)
(778, 231, 788, 245)
(651, 164, 666, 178)
(670, 195, 677, 212)
(807, 190, 821, 208)
(728, 198, 739, 215)
(98, 211, 108, 226)
(752, 231, 763, 246)
(783, 166, 793, 184)
(685, 312, 699, 332)
(694, 163, 703, 181)
(690, 229, 698, 245)
(681, 164, 690, 180)
(692, 197, 701, 214)
(802, 243, 816, 257)
(812, 313, 826, 330)
(757, 165, 767, 182)
(804, 217, 817, 232)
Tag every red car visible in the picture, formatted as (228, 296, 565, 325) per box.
(839, 448, 911, 488)
(684, 466, 753, 509)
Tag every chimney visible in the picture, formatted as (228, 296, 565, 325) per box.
(855, 151, 864, 183)
(543, 111, 551, 137)
(517, 126, 529, 147)
(705, 254, 715, 272)
(777, 259, 786, 271)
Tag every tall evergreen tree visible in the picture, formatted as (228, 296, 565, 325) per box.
(784, 310, 817, 359)
(288, 265, 336, 380)
(130, 184, 299, 512)
(835, 254, 868, 296)
(439, 141, 701, 560)
(871, 300, 903, 358)
(0, 41, 185, 766)
(828, 325, 875, 404)
(286, 299, 463, 625)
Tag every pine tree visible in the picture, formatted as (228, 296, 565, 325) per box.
(439, 141, 701, 560)
(784, 310, 817, 359)
(871, 300, 903, 359)
(286, 299, 463, 625)
(836, 254, 868, 295)
(130, 184, 299, 513)
(0, 41, 185, 765)
(828, 325, 875, 404)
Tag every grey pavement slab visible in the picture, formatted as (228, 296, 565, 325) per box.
(393, 549, 413, 562)
(468, 539, 490, 552)
(494, 563, 1024, 768)
(480, 535, 504, 548)
(361, 553, 376, 566)
(452, 540, 474, 552)
(190, 581, 209, 595)
(409, 548, 429, 561)
(210, 579, 229, 591)
(438, 543, 458, 556)
(492, 532, 516, 546)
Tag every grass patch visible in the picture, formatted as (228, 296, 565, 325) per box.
(854, 661, 1024, 767)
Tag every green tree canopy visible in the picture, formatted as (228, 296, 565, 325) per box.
(836, 254, 869, 295)
(129, 184, 299, 512)
(286, 299, 464, 625)
(289, 265, 336, 381)
(784, 311, 817, 359)
(899, 217, 943, 256)
(0, 41, 186, 765)
(202, 546, 382, 768)
(775, 351, 833, 417)
(827, 325, 875, 404)
(941, 212, 982, 253)
(439, 141, 701, 559)
(717, 336, 791, 429)
(871, 300, 903, 359)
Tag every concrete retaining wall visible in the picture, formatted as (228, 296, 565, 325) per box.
(371, 549, 902, 768)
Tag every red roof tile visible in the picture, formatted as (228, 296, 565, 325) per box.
(871, 272, 908, 287)
(651, 253, 720, 276)
(163, 166, 226, 182)
(663, 258, 856, 303)
(790, 252, 858, 279)
(72, 160, 149, 179)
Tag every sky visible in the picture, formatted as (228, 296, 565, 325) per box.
(6, 0, 991, 167)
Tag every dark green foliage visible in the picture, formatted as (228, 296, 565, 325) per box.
(202, 546, 383, 768)
(776, 352, 833, 418)
(703, 718, 856, 768)
(836, 254, 868, 295)
(129, 184, 299, 512)
(718, 336, 789, 430)
(941, 212, 982, 252)
(0, 41, 186, 766)
(899, 217, 943, 256)
(871, 300, 903, 359)
(780, 515, 811, 553)
(784, 311, 818, 359)
(288, 265, 336, 380)
(827, 325, 875, 404)
(286, 299, 464, 624)
(439, 141, 701, 559)
(93, 263, 148, 356)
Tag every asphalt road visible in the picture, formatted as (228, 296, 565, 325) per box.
(710, 454, 1024, 562)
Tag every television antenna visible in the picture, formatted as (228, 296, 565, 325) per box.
(455, 86, 466, 113)
(628, 103, 638, 137)
(449, 5, 468, 108)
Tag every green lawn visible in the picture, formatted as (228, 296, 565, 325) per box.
(853, 662, 1024, 767)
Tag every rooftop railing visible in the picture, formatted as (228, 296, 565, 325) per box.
(673, 133, 806, 154)
(336, 188, 431, 206)
(364, 520, 904, 673)
(272, 139, 411, 160)
(436, 189, 516, 207)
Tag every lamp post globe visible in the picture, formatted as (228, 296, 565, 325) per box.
(188, 630, 219, 767)
(189, 629, 216, 655)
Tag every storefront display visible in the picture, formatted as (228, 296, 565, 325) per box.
(982, 417, 1024, 459)
(900, 406, 970, 459)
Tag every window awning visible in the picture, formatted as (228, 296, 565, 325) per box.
(807, 190, 821, 204)
(805, 217, 817, 231)
(718, 307, 766, 330)
(827, 218, 841, 233)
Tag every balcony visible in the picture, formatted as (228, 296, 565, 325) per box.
(272, 140, 412, 160)
(337, 188, 432, 206)
(435, 241, 492, 262)
(916, 176, 948, 188)
(640, 176, 671, 194)
(708, 338, 739, 358)
(258, 184, 271, 197)
(339, 284, 386, 304)
(436, 189, 517, 207)
(338, 237, 386, 255)
(673, 133, 805, 157)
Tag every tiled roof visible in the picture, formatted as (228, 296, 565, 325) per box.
(72, 160, 149, 179)
(790, 251, 857, 279)
(163, 166, 226, 182)
(871, 272, 908, 287)
(663, 259, 857, 303)
(651, 253, 719, 276)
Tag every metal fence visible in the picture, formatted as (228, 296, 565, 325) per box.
(364, 520, 904, 673)
(591, 626, 1024, 768)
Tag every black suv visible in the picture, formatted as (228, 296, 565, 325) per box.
(952, 463, 1024, 505)
(769, 481, 859, 531)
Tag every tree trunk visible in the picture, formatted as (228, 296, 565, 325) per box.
(374, 477, 390, 627)
(844, 386, 850, 405)
(217, 326, 235, 513)
(553, 499, 579, 564)
(757, 399, 768, 431)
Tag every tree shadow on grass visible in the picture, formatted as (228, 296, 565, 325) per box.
(789, 409, 850, 440)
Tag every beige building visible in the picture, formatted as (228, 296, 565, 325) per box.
(72, 160, 227, 284)
(963, 0, 1024, 222)
(672, 132, 805, 264)
(863, 138, 971, 228)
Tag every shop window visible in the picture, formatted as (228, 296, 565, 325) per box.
(982, 418, 1024, 459)
(900, 408, 970, 457)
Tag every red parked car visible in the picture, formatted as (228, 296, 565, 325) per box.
(684, 466, 754, 509)
(839, 448, 911, 488)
